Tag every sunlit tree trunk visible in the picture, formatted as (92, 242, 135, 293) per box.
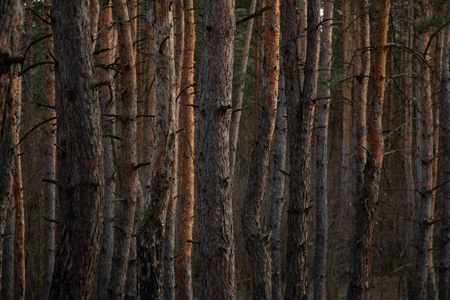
(50, 0, 105, 298)
(43, 1, 57, 299)
(439, 22, 450, 300)
(0, 2, 23, 295)
(348, 0, 390, 298)
(229, 0, 256, 181)
(313, 1, 333, 299)
(12, 74, 25, 300)
(95, 1, 116, 299)
(195, 0, 236, 298)
(282, 0, 320, 298)
(178, 0, 196, 298)
(138, 0, 176, 298)
(242, 1, 279, 299)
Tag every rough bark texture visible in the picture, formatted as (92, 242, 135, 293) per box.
(282, 0, 320, 299)
(241, 1, 279, 299)
(439, 22, 450, 300)
(0, 2, 23, 294)
(229, 0, 256, 181)
(12, 75, 25, 300)
(107, 0, 138, 298)
(269, 71, 287, 300)
(43, 1, 57, 299)
(138, 0, 176, 298)
(125, 180, 144, 300)
(313, 1, 333, 299)
(347, 0, 390, 299)
(95, 1, 115, 299)
(177, 2, 196, 299)
(1, 196, 14, 300)
(50, 0, 105, 298)
(195, 0, 236, 299)
(413, 1, 434, 299)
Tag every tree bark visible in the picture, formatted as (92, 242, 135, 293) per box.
(50, 0, 105, 298)
(1, 196, 14, 300)
(282, 0, 321, 299)
(95, 1, 116, 299)
(229, 0, 256, 181)
(0, 2, 23, 294)
(12, 74, 25, 300)
(269, 70, 287, 300)
(241, 1, 279, 299)
(138, 0, 176, 298)
(348, 0, 390, 299)
(195, 0, 236, 298)
(413, 1, 434, 299)
(178, 1, 196, 299)
(313, 1, 333, 299)
(43, 2, 57, 299)
(107, 0, 138, 298)
(439, 22, 450, 300)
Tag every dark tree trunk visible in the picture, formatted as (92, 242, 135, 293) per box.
(241, 1, 280, 298)
(138, 0, 176, 298)
(50, 0, 105, 298)
(195, 0, 237, 299)
(313, 1, 333, 299)
(348, 0, 390, 299)
(0, 2, 23, 294)
(282, 0, 321, 299)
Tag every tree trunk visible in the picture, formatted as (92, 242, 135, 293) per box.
(439, 22, 450, 300)
(50, 0, 105, 298)
(241, 1, 279, 299)
(282, 0, 321, 298)
(95, 1, 116, 299)
(178, 1, 196, 299)
(404, 1, 416, 297)
(229, 0, 256, 181)
(107, 0, 138, 298)
(1, 196, 14, 300)
(0, 2, 23, 295)
(195, 0, 236, 298)
(313, 1, 333, 299)
(43, 2, 57, 299)
(138, 0, 176, 298)
(413, 1, 434, 299)
(12, 74, 25, 300)
(347, 0, 390, 299)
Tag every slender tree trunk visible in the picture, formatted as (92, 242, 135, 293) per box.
(229, 0, 256, 181)
(43, 2, 57, 300)
(12, 74, 25, 300)
(413, 1, 434, 299)
(313, 1, 333, 299)
(282, 1, 321, 298)
(138, 0, 176, 298)
(242, 1, 279, 299)
(95, 1, 116, 299)
(1, 196, 14, 300)
(50, 0, 105, 298)
(253, 0, 263, 137)
(404, 2, 416, 298)
(107, 0, 138, 298)
(269, 71, 287, 300)
(178, 1, 196, 298)
(195, 0, 236, 298)
(340, 0, 353, 218)
(439, 22, 450, 300)
(0, 2, 23, 294)
(347, 1, 390, 299)
(125, 180, 144, 300)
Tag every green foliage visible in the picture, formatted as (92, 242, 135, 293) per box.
(414, 15, 445, 34)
